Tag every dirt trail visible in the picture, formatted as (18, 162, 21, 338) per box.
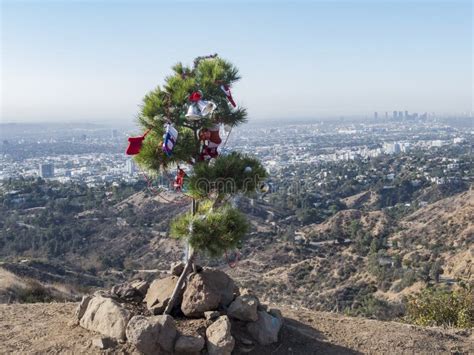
(0, 302, 471, 354)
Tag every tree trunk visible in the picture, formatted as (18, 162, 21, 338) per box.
(163, 199, 197, 315)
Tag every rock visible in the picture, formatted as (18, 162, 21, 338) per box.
(130, 279, 149, 296)
(126, 315, 177, 354)
(171, 261, 185, 276)
(204, 311, 220, 321)
(111, 282, 143, 302)
(79, 295, 131, 340)
(156, 314, 178, 352)
(92, 336, 117, 350)
(74, 295, 91, 321)
(206, 316, 235, 355)
(144, 276, 178, 314)
(174, 334, 205, 354)
(181, 268, 238, 317)
(246, 311, 282, 345)
(227, 295, 259, 322)
(268, 308, 283, 321)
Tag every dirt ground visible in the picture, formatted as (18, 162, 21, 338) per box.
(0, 302, 472, 354)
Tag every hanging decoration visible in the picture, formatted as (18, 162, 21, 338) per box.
(197, 100, 217, 116)
(185, 104, 202, 121)
(126, 129, 151, 155)
(189, 91, 202, 102)
(173, 167, 187, 191)
(199, 124, 222, 161)
(162, 124, 178, 156)
(220, 84, 237, 108)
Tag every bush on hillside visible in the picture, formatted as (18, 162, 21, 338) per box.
(405, 285, 473, 328)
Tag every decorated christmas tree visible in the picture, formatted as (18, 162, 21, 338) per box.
(127, 54, 266, 314)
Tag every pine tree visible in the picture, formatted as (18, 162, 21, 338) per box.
(132, 55, 266, 314)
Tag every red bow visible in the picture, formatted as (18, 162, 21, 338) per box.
(189, 91, 202, 102)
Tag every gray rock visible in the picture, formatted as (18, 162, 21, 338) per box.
(125, 314, 177, 354)
(227, 295, 259, 322)
(111, 282, 143, 302)
(246, 311, 282, 345)
(130, 279, 149, 296)
(171, 261, 185, 276)
(74, 295, 91, 321)
(206, 316, 235, 355)
(268, 308, 283, 321)
(174, 334, 205, 354)
(181, 268, 238, 317)
(144, 276, 178, 314)
(156, 314, 178, 352)
(92, 336, 117, 350)
(79, 295, 131, 340)
(204, 311, 220, 321)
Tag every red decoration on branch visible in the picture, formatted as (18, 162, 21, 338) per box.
(189, 91, 202, 102)
(173, 167, 187, 191)
(126, 129, 151, 155)
(199, 125, 221, 161)
(220, 84, 236, 107)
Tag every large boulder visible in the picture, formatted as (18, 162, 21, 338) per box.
(126, 315, 177, 354)
(74, 295, 92, 321)
(144, 276, 178, 314)
(79, 295, 131, 340)
(111, 282, 144, 302)
(130, 279, 150, 296)
(174, 334, 205, 354)
(181, 268, 238, 317)
(227, 295, 259, 322)
(246, 311, 282, 345)
(206, 316, 235, 355)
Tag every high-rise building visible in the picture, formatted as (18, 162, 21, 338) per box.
(385, 112, 388, 120)
(392, 111, 397, 119)
(111, 129, 119, 139)
(404, 110, 409, 119)
(374, 112, 378, 120)
(398, 111, 403, 118)
(126, 159, 136, 175)
(39, 163, 54, 178)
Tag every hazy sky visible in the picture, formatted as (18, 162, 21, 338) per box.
(1, 0, 472, 123)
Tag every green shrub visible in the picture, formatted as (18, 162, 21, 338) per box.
(16, 280, 55, 303)
(405, 285, 473, 328)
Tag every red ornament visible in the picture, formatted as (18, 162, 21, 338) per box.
(126, 129, 150, 155)
(189, 91, 202, 102)
(173, 168, 187, 191)
(199, 146, 219, 161)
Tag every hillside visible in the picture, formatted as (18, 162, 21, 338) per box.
(228, 189, 473, 317)
(0, 302, 471, 354)
(1, 180, 472, 322)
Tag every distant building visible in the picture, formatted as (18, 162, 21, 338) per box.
(374, 112, 378, 120)
(112, 129, 119, 139)
(393, 142, 401, 154)
(126, 159, 136, 175)
(392, 111, 397, 119)
(39, 163, 54, 178)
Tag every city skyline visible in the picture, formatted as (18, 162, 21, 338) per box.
(1, 0, 472, 123)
